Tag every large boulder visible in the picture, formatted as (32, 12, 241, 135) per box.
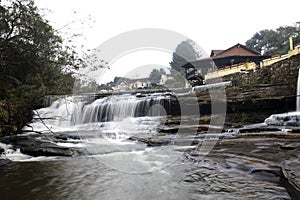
(0, 147, 5, 155)
(19, 140, 74, 157)
(1, 135, 75, 157)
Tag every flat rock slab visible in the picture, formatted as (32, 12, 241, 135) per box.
(0, 135, 75, 157)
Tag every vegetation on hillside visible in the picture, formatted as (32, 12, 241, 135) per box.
(246, 24, 300, 56)
(149, 68, 166, 85)
(169, 39, 201, 73)
(0, 0, 83, 136)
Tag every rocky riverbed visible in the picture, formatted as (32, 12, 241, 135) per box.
(1, 112, 300, 199)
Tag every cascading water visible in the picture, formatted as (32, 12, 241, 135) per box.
(25, 93, 173, 135)
(20, 92, 180, 173)
(76, 94, 171, 124)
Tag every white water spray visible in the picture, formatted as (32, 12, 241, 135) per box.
(24, 94, 171, 134)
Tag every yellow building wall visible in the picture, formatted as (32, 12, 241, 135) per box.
(205, 45, 300, 80)
(205, 62, 257, 80)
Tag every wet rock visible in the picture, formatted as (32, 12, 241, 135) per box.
(280, 168, 300, 200)
(0, 159, 12, 166)
(0, 136, 10, 145)
(55, 135, 68, 141)
(159, 126, 178, 134)
(129, 135, 200, 147)
(2, 135, 75, 157)
(0, 147, 5, 155)
(238, 127, 282, 133)
(20, 141, 74, 157)
(164, 119, 180, 126)
(147, 138, 172, 147)
(129, 136, 171, 146)
(55, 133, 80, 141)
(251, 167, 282, 177)
(291, 129, 300, 133)
(278, 143, 297, 150)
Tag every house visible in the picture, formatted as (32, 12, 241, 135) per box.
(114, 80, 129, 91)
(210, 43, 260, 58)
(127, 78, 151, 89)
(182, 43, 269, 86)
(113, 74, 176, 91)
(114, 78, 151, 91)
(205, 37, 300, 80)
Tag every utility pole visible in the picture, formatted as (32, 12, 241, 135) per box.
(296, 22, 300, 31)
(290, 36, 294, 51)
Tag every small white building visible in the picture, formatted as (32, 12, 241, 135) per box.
(114, 75, 178, 91)
(114, 78, 151, 91)
(128, 78, 151, 89)
(114, 80, 129, 91)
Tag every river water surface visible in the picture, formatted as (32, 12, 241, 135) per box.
(0, 94, 298, 200)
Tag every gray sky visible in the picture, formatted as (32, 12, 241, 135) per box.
(35, 0, 300, 83)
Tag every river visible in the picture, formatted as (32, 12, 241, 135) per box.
(0, 93, 298, 199)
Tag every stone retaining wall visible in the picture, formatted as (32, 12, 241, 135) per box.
(223, 54, 300, 95)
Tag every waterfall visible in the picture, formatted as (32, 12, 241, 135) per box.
(75, 94, 171, 124)
(25, 93, 173, 133)
(297, 68, 300, 111)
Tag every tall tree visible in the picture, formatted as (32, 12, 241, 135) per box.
(169, 39, 202, 73)
(246, 24, 300, 56)
(0, 0, 82, 135)
(149, 68, 166, 84)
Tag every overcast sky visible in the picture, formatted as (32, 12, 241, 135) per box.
(35, 0, 300, 83)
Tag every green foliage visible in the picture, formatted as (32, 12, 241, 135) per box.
(162, 72, 187, 88)
(97, 84, 112, 91)
(246, 24, 300, 56)
(0, 0, 81, 136)
(149, 68, 166, 84)
(73, 79, 99, 94)
(113, 76, 129, 85)
(164, 79, 175, 86)
(165, 72, 186, 88)
(169, 39, 202, 73)
(168, 39, 201, 88)
(107, 76, 130, 88)
(159, 68, 166, 75)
